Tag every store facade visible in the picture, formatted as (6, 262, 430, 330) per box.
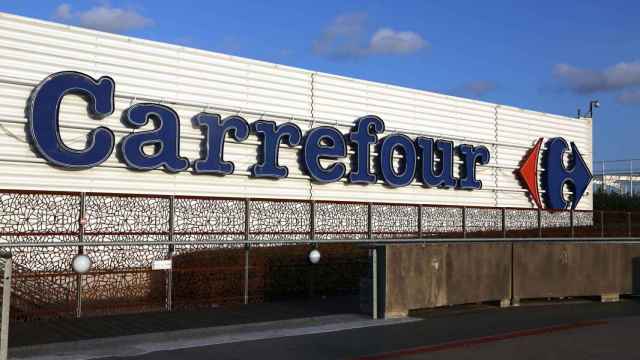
(0, 12, 616, 321)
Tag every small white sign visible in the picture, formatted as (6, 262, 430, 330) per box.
(152, 259, 172, 270)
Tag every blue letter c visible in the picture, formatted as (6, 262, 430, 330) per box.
(29, 71, 115, 168)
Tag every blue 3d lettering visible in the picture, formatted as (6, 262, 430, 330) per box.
(457, 144, 490, 190)
(121, 103, 190, 172)
(378, 134, 417, 187)
(29, 71, 115, 168)
(251, 120, 302, 178)
(193, 114, 249, 175)
(303, 126, 347, 183)
(348, 116, 385, 184)
(416, 138, 456, 188)
(28, 72, 504, 197)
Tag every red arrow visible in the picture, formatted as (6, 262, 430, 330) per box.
(517, 138, 543, 209)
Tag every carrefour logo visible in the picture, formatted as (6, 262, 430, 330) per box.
(517, 138, 592, 210)
(27, 72, 592, 206)
(27, 72, 491, 190)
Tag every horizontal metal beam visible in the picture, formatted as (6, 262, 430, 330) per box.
(3, 237, 640, 247)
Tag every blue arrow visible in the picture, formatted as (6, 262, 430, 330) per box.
(543, 138, 593, 210)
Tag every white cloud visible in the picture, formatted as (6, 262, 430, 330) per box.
(313, 13, 368, 60)
(460, 80, 497, 97)
(53, 3, 72, 20)
(323, 12, 367, 38)
(617, 90, 640, 105)
(51, 3, 153, 33)
(553, 61, 640, 94)
(313, 13, 428, 60)
(369, 28, 427, 55)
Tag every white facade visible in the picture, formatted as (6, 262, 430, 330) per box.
(0, 12, 593, 209)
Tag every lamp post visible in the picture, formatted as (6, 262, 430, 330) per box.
(587, 100, 600, 118)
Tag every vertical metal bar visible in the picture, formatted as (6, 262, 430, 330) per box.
(628, 212, 632, 238)
(367, 203, 377, 319)
(166, 195, 175, 312)
(537, 208, 542, 238)
(510, 240, 514, 306)
(367, 203, 373, 240)
(631, 161, 634, 196)
(244, 245, 249, 304)
(75, 267, 82, 318)
(0, 256, 11, 360)
(570, 209, 575, 238)
(602, 161, 606, 192)
(418, 205, 423, 239)
(372, 247, 378, 320)
(600, 211, 605, 237)
(501, 208, 506, 238)
(76, 192, 86, 318)
(244, 198, 250, 305)
(308, 200, 317, 300)
(462, 206, 467, 238)
(310, 200, 316, 241)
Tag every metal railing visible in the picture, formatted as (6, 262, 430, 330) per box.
(594, 159, 640, 195)
(0, 190, 627, 246)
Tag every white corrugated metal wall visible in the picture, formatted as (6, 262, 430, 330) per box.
(0, 12, 592, 209)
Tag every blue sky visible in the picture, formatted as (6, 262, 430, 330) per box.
(2, 0, 639, 161)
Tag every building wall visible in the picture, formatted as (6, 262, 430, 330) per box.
(383, 242, 640, 317)
(384, 243, 512, 317)
(0, 12, 593, 209)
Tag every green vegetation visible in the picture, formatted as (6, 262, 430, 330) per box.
(594, 190, 640, 211)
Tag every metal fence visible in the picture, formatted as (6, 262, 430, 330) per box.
(0, 189, 637, 321)
(593, 159, 640, 195)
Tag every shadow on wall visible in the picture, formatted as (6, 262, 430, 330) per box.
(171, 244, 370, 310)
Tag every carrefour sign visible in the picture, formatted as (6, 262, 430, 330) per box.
(517, 138, 592, 210)
(27, 72, 591, 209)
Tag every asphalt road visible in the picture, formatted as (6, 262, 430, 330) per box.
(96, 299, 640, 360)
(370, 316, 638, 360)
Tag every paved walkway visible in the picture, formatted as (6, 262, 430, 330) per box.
(9, 296, 361, 347)
(11, 314, 416, 360)
(11, 299, 640, 359)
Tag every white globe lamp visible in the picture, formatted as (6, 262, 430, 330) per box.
(308, 249, 321, 264)
(72, 254, 92, 274)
